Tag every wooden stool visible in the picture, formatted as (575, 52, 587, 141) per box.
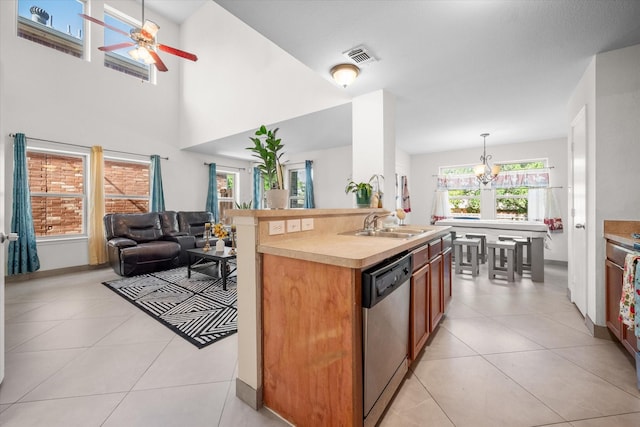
(498, 235, 525, 274)
(488, 240, 516, 282)
(453, 237, 480, 277)
(464, 233, 487, 264)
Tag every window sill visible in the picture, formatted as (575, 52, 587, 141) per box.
(36, 235, 88, 245)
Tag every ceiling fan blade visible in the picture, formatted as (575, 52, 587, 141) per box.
(148, 50, 168, 72)
(157, 44, 198, 62)
(98, 42, 135, 52)
(79, 13, 131, 38)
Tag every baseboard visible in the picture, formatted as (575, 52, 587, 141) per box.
(236, 377, 262, 410)
(5, 263, 109, 282)
(544, 259, 568, 267)
(585, 314, 613, 341)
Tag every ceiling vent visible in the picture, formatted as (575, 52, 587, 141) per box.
(343, 45, 376, 66)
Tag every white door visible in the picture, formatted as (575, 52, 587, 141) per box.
(569, 106, 587, 316)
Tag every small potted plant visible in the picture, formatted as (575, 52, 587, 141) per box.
(247, 125, 287, 209)
(345, 175, 378, 208)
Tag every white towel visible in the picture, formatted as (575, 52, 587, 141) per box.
(544, 188, 563, 232)
(430, 190, 451, 225)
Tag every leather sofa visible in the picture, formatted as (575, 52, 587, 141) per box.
(104, 211, 221, 277)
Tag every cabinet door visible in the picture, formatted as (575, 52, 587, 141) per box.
(430, 255, 443, 331)
(605, 259, 623, 340)
(442, 248, 452, 311)
(410, 263, 430, 361)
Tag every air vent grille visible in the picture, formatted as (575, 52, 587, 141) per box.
(343, 45, 376, 65)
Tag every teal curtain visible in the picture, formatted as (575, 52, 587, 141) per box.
(8, 133, 40, 275)
(304, 160, 315, 208)
(205, 163, 219, 222)
(149, 155, 165, 212)
(253, 167, 261, 209)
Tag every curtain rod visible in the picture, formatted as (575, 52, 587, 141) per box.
(203, 162, 246, 171)
(9, 133, 168, 160)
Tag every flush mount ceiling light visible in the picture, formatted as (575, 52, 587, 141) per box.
(331, 63, 360, 88)
(474, 133, 501, 185)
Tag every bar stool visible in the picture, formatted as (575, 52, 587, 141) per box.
(464, 233, 487, 263)
(453, 237, 480, 277)
(487, 240, 516, 282)
(498, 235, 523, 274)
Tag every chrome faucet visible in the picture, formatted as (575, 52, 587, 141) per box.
(363, 212, 390, 231)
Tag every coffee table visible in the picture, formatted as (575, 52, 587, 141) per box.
(186, 247, 237, 290)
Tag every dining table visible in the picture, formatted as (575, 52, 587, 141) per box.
(435, 218, 548, 282)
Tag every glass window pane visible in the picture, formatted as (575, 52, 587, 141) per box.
(103, 9, 150, 81)
(217, 173, 234, 199)
(17, 0, 85, 58)
(105, 198, 148, 214)
(28, 151, 84, 194)
(104, 160, 149, 197)
(31, 196, 84, 236)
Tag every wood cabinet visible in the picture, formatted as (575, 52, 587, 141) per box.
(410, 262, 429, 361)
(605, 241, 639, 355)
(262, 254, 362, 426)
(409, 234, 452, 363)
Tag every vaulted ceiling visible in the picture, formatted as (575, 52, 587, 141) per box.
(148, 0, 640, 155)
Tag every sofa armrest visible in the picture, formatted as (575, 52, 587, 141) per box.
(107, 237, 138, 249)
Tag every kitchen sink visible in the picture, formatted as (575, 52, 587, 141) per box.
(341, 229, 424, 239)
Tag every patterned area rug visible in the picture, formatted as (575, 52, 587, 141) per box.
(103, 266, 237, 348)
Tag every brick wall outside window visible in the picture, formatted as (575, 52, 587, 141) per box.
(28, 151, 85, 236)
(104, 160, 149, 214)
(26, 152, 151, 237)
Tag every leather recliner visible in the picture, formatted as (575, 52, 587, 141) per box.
(105, 212, 181, 277)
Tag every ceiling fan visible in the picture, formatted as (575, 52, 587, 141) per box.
(79, 0, 197, 72)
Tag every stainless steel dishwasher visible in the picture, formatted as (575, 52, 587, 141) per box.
(362, 252, 412, 426)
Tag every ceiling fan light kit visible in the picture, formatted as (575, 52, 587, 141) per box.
(80, 0, 197, 72)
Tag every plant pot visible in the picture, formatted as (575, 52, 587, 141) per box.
(266, 189, 288, 209)
(355, 188, 372, 208)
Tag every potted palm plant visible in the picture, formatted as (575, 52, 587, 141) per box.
(247, 125, 287, 209)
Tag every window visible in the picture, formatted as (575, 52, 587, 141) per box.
(439, 166, 481, 218)
(440, 160, 548, 220)
(103, 6, 151, 81)
(17, 0, 85, 59)
(27, 149, 86, 237)
(288, 168, 306, 208)
(217, 171, 238, 223)
(494, 161, 547, 220)
(104, 159, 149, 214)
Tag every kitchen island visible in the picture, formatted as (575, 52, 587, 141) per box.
(229, 208, 451, 426)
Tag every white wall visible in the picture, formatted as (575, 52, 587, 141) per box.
(285, 145, 353, 208)
(179, 1, 351, 147)
(0, 0, 251, 272)
(567, 43, 640, 326)
(410, 138, 569, 262)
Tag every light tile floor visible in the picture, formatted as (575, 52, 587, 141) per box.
(1, 264, 638, 426)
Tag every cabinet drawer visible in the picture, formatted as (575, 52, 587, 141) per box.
(606, 241, 634, 268)
(442, 234, 452, 251)
(429, 239, 442, 260)
(412, 245, 429, 271)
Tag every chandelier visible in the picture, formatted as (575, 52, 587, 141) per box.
(474, 133, 500, 185)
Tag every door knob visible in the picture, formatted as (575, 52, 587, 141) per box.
(0, 232, 19, 244)
(575, 223, 585, 229)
